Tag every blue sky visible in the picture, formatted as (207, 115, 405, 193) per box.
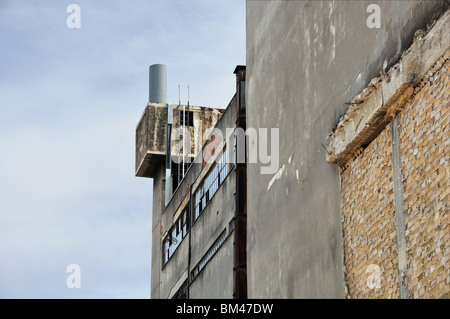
(0, 0, 245, 298)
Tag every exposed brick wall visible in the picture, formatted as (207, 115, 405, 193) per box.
(341, 124, 400, 298)
(398, 55, 450, 299)
(340, 53, 449, 299)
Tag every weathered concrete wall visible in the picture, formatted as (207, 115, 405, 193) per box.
(135, 103, 166, 178)
(190, 237, 234, 298)
(150, 163, 164, 298)
(171, 105, 223, 161)
(326, 7, 450, 166)
(135, 103, 222, 178)
(246, 0, 448, 298)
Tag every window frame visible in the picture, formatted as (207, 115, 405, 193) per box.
(162, 207, 190, 266)
(192, 150, 229, 225)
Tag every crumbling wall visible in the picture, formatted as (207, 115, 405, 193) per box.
(341, 124, 400, 298)
(399, 55, 449, 299)
(340, 53, 449, 298)
(246, 0, 448, 298)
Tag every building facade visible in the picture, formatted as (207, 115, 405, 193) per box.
(137, 1, 449, 299)
(246, 0, 448, 298)
(136, 65, 247, 298)
(327, 16, 450, 298)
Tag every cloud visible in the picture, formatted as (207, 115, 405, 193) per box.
(0, 0, 245, 298)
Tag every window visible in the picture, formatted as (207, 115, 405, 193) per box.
(191, 230, 228, 279)
(172, 279, 188, 299)
(194, 186, 203, 220)
(163, 149, 231, 266)
(162, 207, 189, 266)
(171, 162, 192, 192)
(193, 150, 228, 223)
(233, 134, 237, 165)
(180, 111, 193, 126)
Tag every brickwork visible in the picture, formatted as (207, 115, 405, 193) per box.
(340, 53, 449, 299)
(398, 55, 450, 299)
(341, 124, 400, 298)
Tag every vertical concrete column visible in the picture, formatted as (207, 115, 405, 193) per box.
(391, 115, 410, 299)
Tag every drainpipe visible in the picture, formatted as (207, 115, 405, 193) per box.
(165, 103, 173, 206)
(233, 65, 247, 299)
(187, 184, 192, 299)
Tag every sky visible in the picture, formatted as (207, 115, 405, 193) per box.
(0, 0, 245, 298)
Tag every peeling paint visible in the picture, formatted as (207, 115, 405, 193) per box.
(267, 164, 285, 191)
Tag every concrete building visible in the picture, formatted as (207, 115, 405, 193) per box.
(137, 1, 449, 299)
(246, 0, 449, 298)
(136, 64, 247, 298)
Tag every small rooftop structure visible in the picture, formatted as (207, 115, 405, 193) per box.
(135, 103, 223, 178)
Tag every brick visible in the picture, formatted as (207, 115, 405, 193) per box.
(340, 55, 449, 299)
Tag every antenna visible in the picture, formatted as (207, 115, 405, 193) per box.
(183, 85, 190, 179)
(175, 85, 191, 184)
(177, 84, 182, 186)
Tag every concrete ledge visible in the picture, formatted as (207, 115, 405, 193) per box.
(135, 102, 223, 178)
(326, 9, 450, 166)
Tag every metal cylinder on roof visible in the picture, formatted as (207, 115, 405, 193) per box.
(149, 64, 167, 103)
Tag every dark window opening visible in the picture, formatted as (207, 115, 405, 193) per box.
(172, 279, 188, 299)
(171, 161, 191, 192)
(180, 111, 194, 126)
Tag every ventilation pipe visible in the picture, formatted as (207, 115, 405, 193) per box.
(149, 64, 167, 103)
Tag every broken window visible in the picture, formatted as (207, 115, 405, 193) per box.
(192, 150, 229, 224)
(162, 207, 189, 266)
